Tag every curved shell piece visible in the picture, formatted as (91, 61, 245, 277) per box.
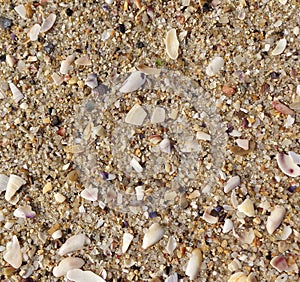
(165, 28, 179, 60)
(80, 188, 98, 201)
(237, 198, 255, 217)
(5, 174, 26, 202)
(288, 151, 300, 164)
(142, 223, 165, 249)
(9, 82, 24, 103)
(266, 206, 286, 235)
(0, 174, 9, 192)
(119, 71, 146, 93)
(122, 232, 134, 253)
(58, 234, 87, 256)
(53, 257, 85, 277)
(185, 248, 202, 280)
(29, 24, 41, 41)
(206, 56, 224, 76)
(3, 235, 22, 269)
(276, 153, 300, 177)
(228, 272, 247, 282)
(271, 38, 287, 56)
(224, 175, 240, 193)
(66, 269, 105, 282)
(40, 13, 56, 33)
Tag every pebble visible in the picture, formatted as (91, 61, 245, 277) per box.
(266, 206, 286, 235)
(165, 28, 179, 60)
(60, 54, 75, 74)
(206, 56, 224, 76)
(272, 100, 295, 115)
(3, 235, 22, 269)
(66, 269, 105, 282)
(125, 104, 147, 126)
(270, 255, 288, 272)
(165, 273, 178, 282)
(236, 139, 249, 151)
(58, 233, 88, 256)
(52, 230, 62, 240)
(196, 131, 211, 141)
(75, 55, 92, 66)
(0, 16, 12, 29)
(53, 257, 85, 277)
(159, 138, 172, 153)
(122, 232, 134, 253)
(228, 272, 247, 282)
(6, 55, 17, 67)
(237, 198, 255, 217)
(224, 175, 240, 193)
(142, 223, 165, 249)
(185, 248, 202, 280)
(119, 71, 146, 93)
(5, 174, 26, 202)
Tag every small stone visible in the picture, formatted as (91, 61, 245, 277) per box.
(206, 56, 224, 76)
(3, 236, 22, 269)
(142, 223, 165, 249)
(80, 188, 98, 201)
(58, 234, 88, 256)
(119, 71, 146, 93)
(196, 131, 211, 141)
(159, 138, 172, 153)
(44, 43, 55, 54)
(65, 8, 74, 16)
(119, 23, 125, 33)
(51, 115, 60, 126)
(0, 16, 13, 29)
(5, 174, 26, 202)
(14, 5, 27, 19)
(85, 73, 98, 89)
(151, 106, 165, 124)
(125, 103, 147, 126)
(222, 218, 233, 233)
(236, 139, 249, 150)
(165, 236, 177, 255)
(165, 28, 180, 60)
(75, 55, 92, 66)
(29, 24, 41, 41)
(53, 257, 85, 277)
(40, 13, 56, 33)
(271, 38, 287, 56)
(222, 85, 236, 96)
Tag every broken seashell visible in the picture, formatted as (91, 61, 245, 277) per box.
(165, 28, 179, 60)
(75, 55, 92, 66)
(159, 138, 172, 153)
(3, 235, 22, 269)
(14, 5, 27, 19)
(228, 272, 247, 282)
(165, 273, 178, 282)
(13, 205, 36, 218)
(135, 185, 144, 201)
(276, 153, 300, 177)
(122, 232, 134, 253)
(266, 206, 286, 235)
(119, 71, 146, 93)
(222, 218, 233, 233)
(165, 236, 177, 255)
(54, 192, 66, 203)
(58, 233, 88, 256)
(60, 54, 75, 74)
(52, 230, 62, 240)
(237, 198, 255, 217)
(148, 134, 162, 145)
(288, 151, 300, 165)
(53, 257, 85, 277)
(9, 82, 24, 103)
(271, 38, 287, 56)
(202, 208, 218, 224)
(125, 103, 147, 126)
(0, 174, 9, 192)
(29, 24, 41, 41)
(142, 223, 165, 249)
(5, 174, 26, 202)
(185, 248, 202, 280)
(66, 269, 105, 282)
(181, 136, 199, 152)
(236, 139, 249, 150)
(280, 225, 292, 240)
(233, 228, 255, 244)
(40, 13, 56, 33)
(224, 175, 240, 193)
(228, 259, 242, 272)
(196, 131, 211, 141)
(206, 56, 224, 76)
(272, 100, 294, 115)
(270, 255, 288, 272)
(52, 73, 64, 86)
(80, 188, 98, 201)
(151, 106, 165, 123)
(85, 73, 98, 89)
(247, 272, 258, 282)
(6, 55, 17, 67)
(130, 158, 143, 173)
(136, 64, 161, 75)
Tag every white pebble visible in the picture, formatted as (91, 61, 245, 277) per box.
(14, 4, 27, 19)
(165, 236, 177, 255)
(185, 249, 202, 280)
(142, 223, 165, 249)
(58, 233, 88, 256)
(159, 138, 172, 153)
(85, 73, 98, 89)
(52, 230, 62, 240)
(236, 138, 249, 150)
(40, 13, 57, 33)
(54, 192, 66, 203)
(13, 205, 36, 218)
(3, 235, 22, 269)
(53, 257, 85, 277)
(196, 131, 211, 141)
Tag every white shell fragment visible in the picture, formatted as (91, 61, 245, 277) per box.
(236, 139, 249, 150)
(5, 174, 26, 202)
(222, 218, 233, 233)
(206, 56, 224, 76)
(80, 188, 98, 201)
(13, 205, 36, 218)
(202, 209, 218, 224)
(270, 255, 288, 272)
(130, 158, 143, 173)
(6, 55, 17, 67)
(271, 38, 287, 56)
(159, 138, 172, 153)
(125, 104, 147, 126)
(136, 64, 161, 75)
(52, 230, 63, 240)
(276, 153, 300, 177)
(52, 73, 64, 86)
(165, 273, 178, 282)
(66, 269, 105, 282)
(3, 235, 22, 269)
(185, 248, 202, 280)
(280, 225, 292, 240)
(60, 54, 75, 75)
(119, 71, 146, 93)
(40, 13, 56, 33)
(151, 106, 165, 123)
(196, 131, 211, 141)
(165, 236, 177, 255)
(85, 73, 98, 89)
(266, 206, 286, 235)
(53, 257, 85, 277)
(237, 198, 255, 217)
(165, 29, 179, 60)
(9, 82, 24, 103)
(14, 5, 27, 19)
(58, 233, 88, 256)
(228, 272, 247, 282)
(122, 232, 134, 253)
(29, 24, 41, 41)
(142, 223, 165, 249)
(224, 175, 240, 193)
(288, 151, 300, 165)
(0, 174, 9, 192)
(75, 55, 92, 66)
(135, 185, 144, 201)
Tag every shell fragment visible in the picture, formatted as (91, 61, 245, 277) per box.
(119, 71, 146, 93)
(66, 269, 105, 282)
(3, 235, 22, 269)
(5, 174, 26, 202)
(58, 234, 87, 256)
(271, 38, 287, 56)
(125, 104, 147, 126)
(165, 29, 179, 60)
(185, 248, 202, 280)
(224, 175, 240, 193)
(237, 198, 255, 217)
(266, 206, 286, 234)
(122, 232, 134, 253)
(40, 13, 56, 33)
(142, 223, 165, 249)
(276, 153, 300, 177)
(53, 257, 85, 277)
(206, 56, 224, 76)
(9, 82, 24, 103)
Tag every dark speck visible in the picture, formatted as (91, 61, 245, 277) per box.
(0, 16, 13, 29)
(65, 8, 74, 16)
(0, 54, 6, 62)
(270, 72, 280, 79)
(149, 211, 157, 218)
(51, 115, 60, 126)
(136, 41, 144, 48)
(288, 185, 296, 193)
(44, 43, 55, 54)
(202, 2, 211, 12)
(119, 23, 125, 33)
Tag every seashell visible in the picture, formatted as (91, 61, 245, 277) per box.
(60, 54, 75, 74)
(237, 198, 255, 217)
(149, 134, 162, 145)
(125, 103, 147, 126)
(280, 225, 292, 240)
(206, 56, 224, 76)
(196, 131, 211, 141)
(222, 218, 233, 233)
(5, 174, 26, 202)
(266, 206, 286, 234)
(52, 230, 62, 240)
(185, 248, 202, 280)
(272, 100, 294, 115)
(234, 228, 255, 244)
(54, 192, 66, 203)
(236, 139, 249, 150)
(165, 236, 177, 255)
(14, 5, 27, 19)
(13, 205, 36, 218)
(224, 175, 240, 193)
(287, 151, 300, 164)
(58, 233, 88, 256)
(151, 106, 165, 123)
(247, 272, 258, 282)
(53, 257, 85, 277)
(0, 174, 9, 192)
(6, 55, 17, 67)
(3, 235, 22, 269)
(142, 223, 165, 249)
(119, 71, 146, 93)
(66, 269, 105, 282)
(135, 185, 144, 201)
(228, 259, 242, 272)
(9, 82, 24, 103)
(105, 0, 114, 4)
(228, 272, 247, 282)
(52, 72, 64, 86)
(276, 153, 300, 177)
(75, 55, 92, 66)
(85, 73, 98, 89)
(40, 13, 56, 33)
(270, 255, 288, 272)
(80, 188, 98, 201)
(29, 24, 41, 41)
(165, 28, 179, 60)
(202, 208, 218, 224)
(130, 158, 143, 173)
(122, 232, 134, 253)
(271, 38, 287, 56)
(136, 64, 161, 75)
(159, 138, 172, 153)
(165, 273, 178, 282)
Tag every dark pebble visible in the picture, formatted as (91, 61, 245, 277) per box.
(119, 23, 125, 33)
(100, 171, 109, 180)
(44, 43, 55, 54)
(51, 115, 60, 126)
(288, 185, 296, 193)
(270, 72, 280, 79)
(136, 41, 144, 48)
(65, 8, 73, 16)
(0, 54, 6, 62)
(149, 211, 157, 218)
(202, 2, 211, 12)
(0, 16, 12, 29)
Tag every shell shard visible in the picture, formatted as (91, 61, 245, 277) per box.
(222, 218, 233, 233)
(270, 255, 288, 272)
(142, 223, 165, 249)
(40, 13, 56, 33)
(266, 206, 286, 234)
(122, 232, 134, 253)
(119, 71, 146, 93)
(5, 174, 26, 202)
(288, 151, 300, 165)
(0, 174, 9, 192)
(276, 153, 300, 177)
(29, 23, 41, 41)
(271, 38, 287, 56)
(165, 28, 179, 60)
(130, 158, 143, 173)
(159, 138, 172, 153)
(224, 175, 240, 193)
(185, 248, 202, 280)
(13, 205, 36, 218)
(206, 56, 224, 76)
(3, 235, 22, 269)
(66, 269, 105, 282)
(75, 55, 92, 66)
(58, 234, 87, 256)
(237, 198, 255, 217)
(165, 236, 177, 255)
(9, 82, 24, 103)
(80, 188, 99, 201)
(125, 103, 147, 126)
(228, 272, 248, 282)
(151, 106, 165, 124)
(53, 257, 85, 277)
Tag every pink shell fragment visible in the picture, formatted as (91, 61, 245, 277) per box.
(270, 255, 288, 272)
(276, 153, 300, 177)
(272, 100, 295, 115)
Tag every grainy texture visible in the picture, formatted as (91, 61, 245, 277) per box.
(0, 0, 300, 281)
